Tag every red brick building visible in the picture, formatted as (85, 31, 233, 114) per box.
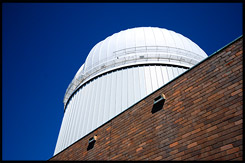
(49, 36, 243, 161)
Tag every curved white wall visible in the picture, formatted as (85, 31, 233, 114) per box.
(54, 65, 188, 155)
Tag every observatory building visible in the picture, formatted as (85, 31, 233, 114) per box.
(54, 27, 208, 155)
(51, 27, 242, 161)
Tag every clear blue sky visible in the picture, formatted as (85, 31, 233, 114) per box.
(2, 3, 242, 161)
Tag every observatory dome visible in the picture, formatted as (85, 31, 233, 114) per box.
(64, 27, 207, 105)
(55, 27, 208, 155)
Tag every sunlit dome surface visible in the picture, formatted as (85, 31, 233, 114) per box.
(64, 27, 207, 106)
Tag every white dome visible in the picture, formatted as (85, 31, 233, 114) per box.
(64, 27, 207, 106)
(55, 27, 208, 155)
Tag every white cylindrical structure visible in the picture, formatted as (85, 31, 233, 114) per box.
(54, 27, 208, 155)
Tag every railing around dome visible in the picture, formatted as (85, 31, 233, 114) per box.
(85, 46, 204, 76)
(113, 46, 203, 59)
(63, 46, 206, 107)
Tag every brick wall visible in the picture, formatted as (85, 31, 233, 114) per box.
(50, 37, 243, 161)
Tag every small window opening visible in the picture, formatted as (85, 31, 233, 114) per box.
(87, 135, 97, 151)
(152, 94, 166, 114)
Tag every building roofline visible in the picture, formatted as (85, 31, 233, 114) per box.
(210, 35, 243, 57)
